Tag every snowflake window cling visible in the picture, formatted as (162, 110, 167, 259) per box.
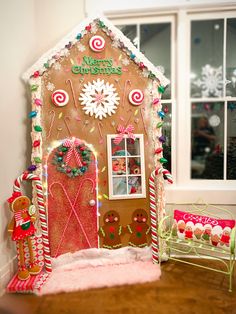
(79, 79, 120, 120)
(192, 64, 223, 97)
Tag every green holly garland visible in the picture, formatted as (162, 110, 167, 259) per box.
(52, 143, 92, 178)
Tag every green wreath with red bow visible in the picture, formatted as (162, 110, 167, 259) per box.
(52, 139, 92, 178)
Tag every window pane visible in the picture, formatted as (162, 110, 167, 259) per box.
(112, 157, 127, 175)
(112, 139, 126, 156)
(191, 20, 224, 98)
(113, 177, 127, 195)
(128, 157, 141, 174)
(127, 138, 140, 155)
(117, 25, 138, 47)
(227, 102, 236, 180)
(140, 23, 171, 99)
(162, 103, 172, 173)
(128, 176, 142, 194)
(191, 102, 224, 179)
(226, 18, 236, 97)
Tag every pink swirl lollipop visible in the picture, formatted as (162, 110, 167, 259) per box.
(89, 35, 105, 52)
(51, 89, 69, 107)
(128, 89, 144, 106)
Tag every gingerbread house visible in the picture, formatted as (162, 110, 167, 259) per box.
(7, 15, 172, 293)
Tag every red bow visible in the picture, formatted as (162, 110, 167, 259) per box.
(63, 138, 83, 167)
(114, 125, 135, 145)
(7, 191, 22, 204)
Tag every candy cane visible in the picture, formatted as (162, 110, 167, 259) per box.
(64, 116, 72, 136)
(50, 178, 95, 257)
(46, 110, 55, 139)
(13, 172, 52, 273)
(49, 181, 93, 251)
(98, 121, 103, 144)
(140, 108, 148, 135)
(149, 167, 173, 264)
(122, 80, 131, 108)
(149, 170, 159, 264)
(66, 79, 77, 108)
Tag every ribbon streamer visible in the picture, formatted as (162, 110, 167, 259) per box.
(63, 138, 83, 167)
(114, 124, 135, 145)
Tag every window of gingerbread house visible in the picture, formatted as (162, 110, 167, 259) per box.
(107, 134, 146, 199)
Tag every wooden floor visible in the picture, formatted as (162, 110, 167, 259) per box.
(0, 259, 235, 314)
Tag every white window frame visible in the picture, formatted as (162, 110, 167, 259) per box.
(107, 134, 146, 200)
(110, 7, 236, 205)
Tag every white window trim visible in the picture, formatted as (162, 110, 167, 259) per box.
(107, 134, 146, 200)
(110, 8, 236, 205)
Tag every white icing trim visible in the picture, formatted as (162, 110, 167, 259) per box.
(22, 15, 169, 87)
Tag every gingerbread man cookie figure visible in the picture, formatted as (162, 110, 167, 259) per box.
(127, 209, 150, 247)
(7, 192, 41, 280)
(98, 210, 124, 249)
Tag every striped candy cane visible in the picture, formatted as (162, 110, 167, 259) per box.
(149, 167, 173, 264)
(13, 172, 52, 273)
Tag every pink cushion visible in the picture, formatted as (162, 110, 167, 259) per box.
(172, 210, 235, 248)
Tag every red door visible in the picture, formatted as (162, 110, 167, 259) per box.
(47, 138, 98, 258)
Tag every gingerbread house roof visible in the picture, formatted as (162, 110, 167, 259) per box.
(22, 15, 169, 87)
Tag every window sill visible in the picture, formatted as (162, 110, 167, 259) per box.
(165, 185, 236, 205)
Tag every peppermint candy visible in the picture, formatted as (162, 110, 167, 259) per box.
(128, 89, 144, 106)
(51, 89, 69, 107)
(89, 35, 105, 52)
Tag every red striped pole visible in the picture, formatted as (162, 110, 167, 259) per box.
(13, 172, 52, 273)
(149, 167, 173, 264)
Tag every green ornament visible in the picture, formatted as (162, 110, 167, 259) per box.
(160, 157, 168, 163)
(99, 20, 105, 28)
(57, 157, 63, 162)
(82, 151, 87, 156)
(34, 157, 42, 163)
(158, 85, 165, 94)
(156, 122, 164, 128)
(62, 147, 68, 152)
(34, 125, 42, 132)
(31, 85, 38, 91)
(72, 168, 77, 173)
(44, 62, 49, 68)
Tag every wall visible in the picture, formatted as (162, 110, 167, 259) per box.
(0, 0, 85, 295)
(85, 0, 236, 15)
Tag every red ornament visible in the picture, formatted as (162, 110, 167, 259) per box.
(82, 161, 87, 166)
(58, 152, 63, 156)
(80, 146, 85, 151)
(85, 24, 91, 31)
(139, 62, 145, 70)
(66, 168, 71, 173)
(33, 71, 40, 78)
(33, 140, 40, 147)
(163, 106, 169, 114)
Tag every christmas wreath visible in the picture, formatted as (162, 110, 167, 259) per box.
(52, 139, 92, 178)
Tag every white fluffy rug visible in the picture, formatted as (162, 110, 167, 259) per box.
(38, 247, 161, 295)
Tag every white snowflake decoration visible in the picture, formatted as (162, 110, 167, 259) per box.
(193, 64, 223, 97)
(77, 43, 86, 52)
(79, 79, 120, 120)
(46, 82, 55, 91)
(53, 62, 62, 71)
(122, 58, 130, 66)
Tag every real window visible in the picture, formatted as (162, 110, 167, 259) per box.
(107, 134, 146, 199)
